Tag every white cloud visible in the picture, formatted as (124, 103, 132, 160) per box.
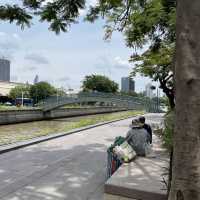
(24, 66, 38, 71)
(0, 32, 20, 59)
(12, 33, 21, 41)
(0, 4, 151, 92)
(0, 32, 6, 36)
(58, 76, 70, 82)
(95, 55, 131, 71)
(113, 56, 131, 69)
(24, 53, 49, 65)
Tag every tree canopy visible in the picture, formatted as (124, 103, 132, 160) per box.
(82, 74, 118, 93)
(9, 84, 30, 99)
(9, 82, 57, 104)
(86, 0, 176, 108)
(0, 0, 85, 34)
(1, 0, 176, 107)
(29, 81, 57, 103)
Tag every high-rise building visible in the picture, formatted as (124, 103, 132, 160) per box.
(0, 59, 10, 82)
(121, 77, 135, 93)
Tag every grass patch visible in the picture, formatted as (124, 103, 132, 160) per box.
(0, 110, 144, 146)
(0, 105, 39, 111)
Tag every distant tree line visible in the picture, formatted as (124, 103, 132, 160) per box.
(9, 81, 59, 104)
(9, 75, 153, 105)
(82, 74, 119, 93)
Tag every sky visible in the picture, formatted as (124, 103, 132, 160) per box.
(0, 0, 154, 92)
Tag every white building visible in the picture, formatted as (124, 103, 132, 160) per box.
(0, 81, 24, 96)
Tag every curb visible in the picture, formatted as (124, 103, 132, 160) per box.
(0, 114, 142, 154)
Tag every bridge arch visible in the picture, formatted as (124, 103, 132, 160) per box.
(41, 92, 147, 112)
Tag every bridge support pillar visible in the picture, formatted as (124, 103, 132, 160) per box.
(43, 110, 54, 119)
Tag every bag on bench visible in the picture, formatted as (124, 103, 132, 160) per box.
(106, 137, 136, 179)
(113, 140, 136, 162)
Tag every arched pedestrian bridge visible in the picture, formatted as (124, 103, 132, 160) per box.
(41, 92, 159, 113)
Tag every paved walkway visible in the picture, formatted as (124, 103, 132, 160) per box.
(104, 116, 168, 200)
(0, 114, 164, 200)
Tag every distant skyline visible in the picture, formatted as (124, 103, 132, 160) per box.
(0, 0, 155, 92)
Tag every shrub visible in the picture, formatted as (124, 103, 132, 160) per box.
(163, 110, 174, 151)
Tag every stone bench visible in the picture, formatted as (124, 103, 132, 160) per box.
(104, 132, 169, 200)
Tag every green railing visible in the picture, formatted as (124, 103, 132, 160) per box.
(40, 92, 160, 112)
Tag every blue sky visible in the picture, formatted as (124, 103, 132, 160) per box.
(0, 0, 153, 92)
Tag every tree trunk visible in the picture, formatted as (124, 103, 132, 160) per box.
(159, 79, 175, 109)
(168, 1, 200, 199)
(166, 91, 175, 109)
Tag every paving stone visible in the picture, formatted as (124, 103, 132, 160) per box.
(0, 114, 164, 200)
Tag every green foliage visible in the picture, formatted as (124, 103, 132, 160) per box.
(119, 91, 138, 97)
(86, 0, 176, 108)
(136, 91, 146, 98)
(56, 88, 66, 96)
(9, 85, 30, 99)
(0, 0, 85, 33)
(2, 0, 177, 108)
(9, 82, 58, 104)
(0, 4, 32, 29)
(29, 81, 56, 103)
(82, 74, 118, 93)
(163, 110, 174, 150)
(131, 42, 175, 107)
(131, 44, 174, 78)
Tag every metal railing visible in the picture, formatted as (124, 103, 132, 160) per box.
(39, 92, 159, 112)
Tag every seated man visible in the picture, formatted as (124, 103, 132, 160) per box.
(126, 119, 151, 156)
(138, 116, 152, 144)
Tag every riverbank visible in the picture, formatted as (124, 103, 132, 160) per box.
(0, 107, 130, 125)
(0, 110, 144, 146)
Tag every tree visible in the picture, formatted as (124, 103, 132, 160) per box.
(1, 0, 176, 108)
(56, 87, 67, 96)
(0, 0, 85, 34)
(120, 91, 138, 97)
(9, 85, 30, 99)
(86, 0, 176, 108)
(82, 74, 118, 93)
(169, 1, 200, 199)
(29, 81, 56, 103)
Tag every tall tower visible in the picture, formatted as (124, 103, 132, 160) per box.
(0, 59, 10, 82)
(121, 77, 135, 93)
(34, 75, 39, 84)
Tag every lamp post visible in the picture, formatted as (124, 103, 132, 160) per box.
(150, 85, 160, 112)
(21, 91, 24, 107)
(156, 87, 160, 112)
(151, 86, 160, 112)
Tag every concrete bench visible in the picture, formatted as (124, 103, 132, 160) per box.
(104, 132, 169, 200)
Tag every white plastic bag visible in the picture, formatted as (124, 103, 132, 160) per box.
(113, 141, 136, 162)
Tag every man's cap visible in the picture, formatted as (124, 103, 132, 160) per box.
(132, 119, 143, 127)
(138, 116, 145, 123)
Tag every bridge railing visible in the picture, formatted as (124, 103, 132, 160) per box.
(39, 92, 160, 112)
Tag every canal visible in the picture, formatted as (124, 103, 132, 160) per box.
(0, 110, 142, 146)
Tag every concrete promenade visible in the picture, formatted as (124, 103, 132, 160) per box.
(0, 113, 164, 200)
